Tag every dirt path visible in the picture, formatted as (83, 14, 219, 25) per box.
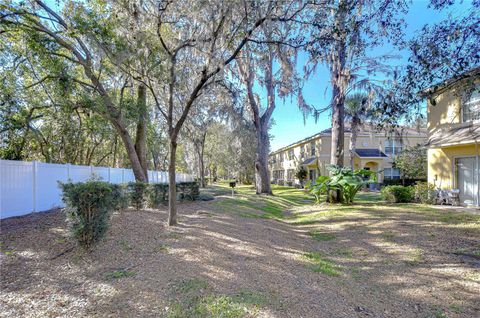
(1, 196, 479, 317)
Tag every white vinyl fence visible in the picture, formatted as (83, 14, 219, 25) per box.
(0, 159, 193, 219)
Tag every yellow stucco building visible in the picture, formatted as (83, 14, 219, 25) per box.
(423, 67, 480, 206)
(269, 124, 427, 187)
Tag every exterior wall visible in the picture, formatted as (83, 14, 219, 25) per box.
(427, 78, 479, 132)
(426, 78, 480, 205)
(427, 88, 462, 133)
(269, 130, 427, 185)
(427, 144, 479, 189)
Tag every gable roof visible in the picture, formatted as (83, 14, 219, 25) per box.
(355, 149, 387, 158)
(420, 67, 480, 97)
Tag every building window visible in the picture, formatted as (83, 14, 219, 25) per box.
(275, 170, 285, 180)
(279, 152, 284, 162)
(463, 88, 480, 123)
(271, 155, 276, 164)
(273, 170, 284, 180)
(384, 168, 401, 179)
(300, 145, 305, 159)
(288, 149, 294, 160)
(287, 169, 295, 180)
(310, 142, 316, 156)
(385, 139, 403, 156)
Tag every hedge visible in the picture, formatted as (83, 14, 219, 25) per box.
(381, 185, 414, 203)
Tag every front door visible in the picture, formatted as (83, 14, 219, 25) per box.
(456, 157, 479, 206)
(309, 169, 316, 181)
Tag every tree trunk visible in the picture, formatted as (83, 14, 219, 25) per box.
(199, 133, 207, 188)
(255, 121, 272, 195)
(328, 0, 348, 203)
(113, 120, 148, 182)
(135, 84, 149, 182)
(331, 92, 345, 167)
(198, 147, 206, 188)
(168, 139, 177, 226)
(349, 116, 359, 169)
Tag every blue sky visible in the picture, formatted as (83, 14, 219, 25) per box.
(267, 0, 472, 151)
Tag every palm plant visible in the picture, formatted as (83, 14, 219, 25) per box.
(310, 165, 377, 204)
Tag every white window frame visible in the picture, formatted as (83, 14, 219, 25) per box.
(384, 167, 401, 180)
(461, 87, 480, 123)
(288, 149, 294, 160)
(385, 138, 403, 157)
(310, 142, 316, 156)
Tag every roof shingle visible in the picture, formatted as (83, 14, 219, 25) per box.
(355, 149, 387, 158)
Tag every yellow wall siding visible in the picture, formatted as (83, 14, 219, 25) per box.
(427, 144, 479, 189)
(427, 88, 462, 133)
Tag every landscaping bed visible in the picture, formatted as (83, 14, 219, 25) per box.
(1, 185, 479, 317)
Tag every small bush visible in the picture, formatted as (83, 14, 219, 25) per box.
(112, 184, 129, 210)
(177, 182, 200, 201)
(197, 193, 215, 201)
(414, 182, 437, 204)
(148, 183, 169, 207)
(381, 185, 414, 203)
(128, 182, 148, 209)
(60, 181, 121, 249)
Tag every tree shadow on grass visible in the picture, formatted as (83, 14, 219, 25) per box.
(1, 191, 479, 317)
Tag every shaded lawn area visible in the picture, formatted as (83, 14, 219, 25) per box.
(1, 184, 479, 318)
(210, 184, 480, 317)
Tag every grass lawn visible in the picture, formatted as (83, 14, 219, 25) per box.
(1, 183, 479, 318)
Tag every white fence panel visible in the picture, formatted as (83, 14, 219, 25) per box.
(36, 162, 68, 212)
(148, 170, 155, 183)
(159, 171, 168, 183)
(110, 168, 124, 184)
(123, 169, 135, 183)
(69, 165, 92, 182)
(93, 166, 110, 181)
(0, 160, 34, 218)
(0, 159, 194, 219)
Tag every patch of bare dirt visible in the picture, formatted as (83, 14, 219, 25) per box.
(1, 199, 479, 317)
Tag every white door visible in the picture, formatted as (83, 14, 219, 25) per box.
(456, 157, 478, 206)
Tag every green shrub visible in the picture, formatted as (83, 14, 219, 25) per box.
(112, 184, 129, 210)
(381, 185, 414, 203)
(128, 182, 148, 209)
(414, 182, 437, 204)
(310, 176, 330, 203)
(60, 180, 121, 248)
(177, 182, 200, 201)
(148, 183, 169, 207)
(296, 167, 308, 187)
(198, 193, 215, 201)
(310, 165, 377, 204)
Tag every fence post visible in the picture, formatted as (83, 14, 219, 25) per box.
(122, 168, 125, 183)
(108, 167, 111, 183)
(66, 163, 71, 180)
(32, 161, 37, 213)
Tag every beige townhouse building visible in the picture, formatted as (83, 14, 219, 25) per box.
(422, 67, 479, 206)
(269, 124, 427, 186)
